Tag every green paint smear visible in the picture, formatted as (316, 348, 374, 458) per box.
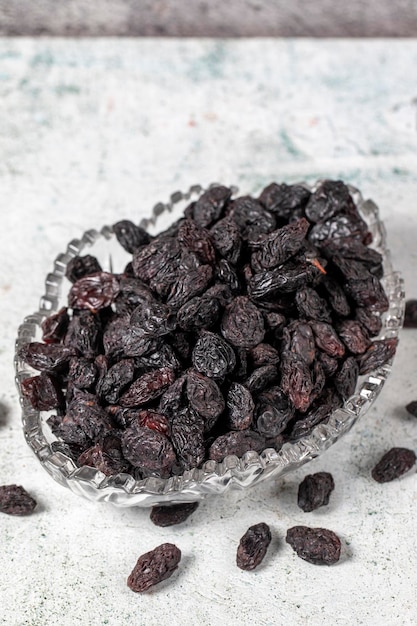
(30, 50, 54, 68)
(55, 85, 81, 96)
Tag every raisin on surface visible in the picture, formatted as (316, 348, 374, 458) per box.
(286, 526, 341, 565)
(150, 502, 199, 527)
(297, 472, 335, 512)
(0, 485, 37, 516)
(404, 299, 417, 328)
(371, 447, 416, 483)
(405, 401, 417, 417)
(127, 543, 181, 592)
(236, 523, 272, 571)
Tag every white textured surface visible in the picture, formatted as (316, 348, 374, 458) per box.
(1, 39, 417, 626)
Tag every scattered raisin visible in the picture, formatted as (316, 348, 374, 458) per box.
(297, 472, 335, 512)
(236, 523, 272, 571)
(127, 543, 181, 592)
(0, 485, 37, 516)
(371, 447, 416, 483)
(150, 502, 199, 527)
(286, 526, 341, 565)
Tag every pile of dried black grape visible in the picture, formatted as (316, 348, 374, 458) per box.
(9, 179, 416, 592)
(18, 180, 398, 482)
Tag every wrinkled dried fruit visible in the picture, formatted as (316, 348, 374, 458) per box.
(286, 526, 341, 565)
(371, 447, 416, 483)
(0, 485, 37, 516)
(236, 523, 272, 570)
(297, 472, 335, 512)
(150, 502, 199, 527)
(127, 543, 181, 592)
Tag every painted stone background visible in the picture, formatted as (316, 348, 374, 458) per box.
(0, 39, 417, 626)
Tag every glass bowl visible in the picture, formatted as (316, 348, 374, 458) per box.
(14, 182, 405, 507)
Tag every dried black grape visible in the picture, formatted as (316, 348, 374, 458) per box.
(221, 296, 265, 349)
(21, 373, 64, 411)
(167, 264, 213, 310)
(209, 217, 242, 264)
(245, 365, 279, 395)
(68, 357, 97, 390)
(310, 322, 345, 358)
(236, 523, 272, 570)
(371, 448, 416, 483)
(404, 299, 417, 328)
(121, 421, 176, 472)
(255, 386, 294, 437)
(216, 259, 241, 293)
(337, 320, 370, 354)
(286, 526, 341, 565)
(191, 185, 232, 228)
(135, 343, 181, 372)
(308, 213, 369, 248)
(250, 218, 309, 270)
(0, 485, 37, 516)
(158, 377, 187, 419)
(18, 342, 76, 373)
(177, 219, 216, 265)
(186, 369, 225, 430)
(249, 343, 280, 368)
(280, 353, 313, 413)
(150, 502, 199, 527)
(305, 180, 353, 223)
(334, 356, 359, 400)
(96, 358, 135, 404)
(249, 262, 322, 299)
(295, 287, 332, 323)
(177, 295, 220, 331)
(356, 338, 398, 374)
(65, 255, 102, 283)
(78, 432, 130, 476)
(119, 368, 176, 407)
(192, 331, 236, 379)
(170, 408, 205, 470)
(405, 401, 417, 417)
(297, 472, 335, 512)
(64, 310, 101, 359)
(130, 300, 176, 337)
(41, 307, 70, 344)
(321, 275, 351, 317)
(127, 543, 181, 592)
(208, 430, 265, 462)
(68, 272, 120, 312)
(259, 182, 311, 219)
(285, 321, 316, 366)
(230, 195, 276, 239)
(113, 220, 150, 253)
(226, 382, 255, 431)
(355, 308, 382, 337)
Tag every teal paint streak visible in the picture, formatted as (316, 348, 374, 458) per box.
(54, 85, 81, 96)
(30, 49, 54, 68)
(187, 42, 227, 82)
